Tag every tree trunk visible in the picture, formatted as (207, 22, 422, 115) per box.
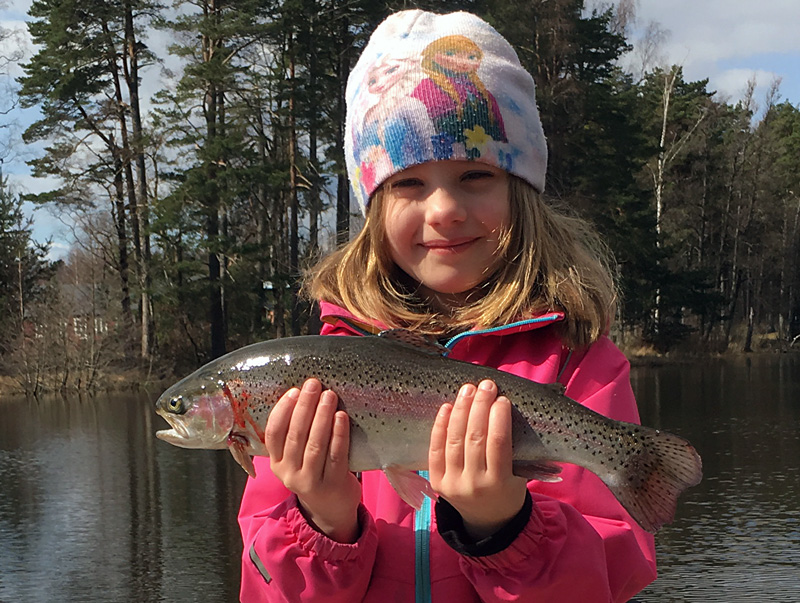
(111, 152, 135, 359)
(335, 11, 351, 244)
(204, 0, 226, 359)
(123, 0, 155, 361)
(288, 32, 301, 335)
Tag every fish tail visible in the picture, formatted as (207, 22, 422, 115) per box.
(603, 428, 702, 533)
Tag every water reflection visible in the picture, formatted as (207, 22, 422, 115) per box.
(2, 355, 799, 602)
(632, 355, 800, 602)
(0, 393, 246, 603)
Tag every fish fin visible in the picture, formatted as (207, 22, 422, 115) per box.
(603, 427, 703, 533)
(378, 329, 448, 356)
(228, 434, 256, 478)
(382, 465, 438, 509)
(513, 460, 563, 482)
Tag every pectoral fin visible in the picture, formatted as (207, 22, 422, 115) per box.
(512, 460, 563, 482)
(382, 465, 438, 510)
(228, 433, 256, 478)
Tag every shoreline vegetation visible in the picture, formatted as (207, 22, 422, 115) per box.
(2, 330, 797, 398)
(3, 3, 800, 400)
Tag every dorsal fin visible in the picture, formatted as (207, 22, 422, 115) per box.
(378, 329, 448, 356)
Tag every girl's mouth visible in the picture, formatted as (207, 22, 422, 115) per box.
(422, 237, 477, 253)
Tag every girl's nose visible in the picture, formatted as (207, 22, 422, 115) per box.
(425, 187, 466, 225)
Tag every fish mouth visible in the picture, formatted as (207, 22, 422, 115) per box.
(155, 407, 220, 449)
(154, 386, 235, 450)
(155, 408, 195, 444)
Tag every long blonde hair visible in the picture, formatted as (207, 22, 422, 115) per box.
(304, 176, 617, 348)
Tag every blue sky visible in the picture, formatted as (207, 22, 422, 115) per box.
(2, 0, 800, 258)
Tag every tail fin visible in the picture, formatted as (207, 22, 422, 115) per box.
(602, 428, 703, 533)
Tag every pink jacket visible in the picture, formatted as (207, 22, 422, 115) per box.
(238, 301, 657, 602)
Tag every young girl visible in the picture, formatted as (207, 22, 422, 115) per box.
(238, 10, 657, 602)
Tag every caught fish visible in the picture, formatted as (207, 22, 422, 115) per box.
(155, 330, 702, 533)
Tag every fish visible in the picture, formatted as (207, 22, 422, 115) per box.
(155, 330, 702, 533)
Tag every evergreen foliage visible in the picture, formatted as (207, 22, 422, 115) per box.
(7, 0, 800, 385)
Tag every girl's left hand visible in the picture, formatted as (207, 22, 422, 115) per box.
(428, 379, 529, 541)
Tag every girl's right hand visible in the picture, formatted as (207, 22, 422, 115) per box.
(265, 378, 362, 543)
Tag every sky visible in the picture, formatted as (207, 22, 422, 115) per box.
(625, 0, 800, 105)
(1, 0, 800, 258)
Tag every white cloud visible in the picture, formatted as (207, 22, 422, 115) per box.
(711, 68, 782, 105)
(637, 0, 800, 59)
(628, 0, 800, 103)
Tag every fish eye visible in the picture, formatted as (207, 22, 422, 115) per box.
(167, 396, 185, 414)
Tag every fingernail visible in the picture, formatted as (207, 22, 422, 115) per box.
(478, 380, 495, 392)
(303, 379, 321, 393)
(286, 387, 301, 400)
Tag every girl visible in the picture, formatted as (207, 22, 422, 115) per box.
(239, 10, 657, 603)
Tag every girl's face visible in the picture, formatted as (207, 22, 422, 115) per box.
(433, 48, 481, 74)
(382, 160, 510, 309)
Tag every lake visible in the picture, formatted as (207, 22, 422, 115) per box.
(1, 354, 798, 602)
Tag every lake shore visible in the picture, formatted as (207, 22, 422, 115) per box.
(3, 330, 798, 397)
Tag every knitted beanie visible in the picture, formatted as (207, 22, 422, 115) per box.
(345, 9, 548, 215)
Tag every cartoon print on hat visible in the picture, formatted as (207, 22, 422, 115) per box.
(345, 10, 548, 215)
(412, 35, 507, 161)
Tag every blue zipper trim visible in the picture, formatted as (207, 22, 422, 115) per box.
(414, 471, 432, 603)
(442, 314, 563, 351)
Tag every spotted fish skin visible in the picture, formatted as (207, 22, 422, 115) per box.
(155, 332, 702, 533)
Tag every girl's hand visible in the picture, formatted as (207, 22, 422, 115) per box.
(428, 379, 528, 541)
(265, 378, 362, 543)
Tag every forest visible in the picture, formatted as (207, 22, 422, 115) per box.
(1, 0, 800, 395)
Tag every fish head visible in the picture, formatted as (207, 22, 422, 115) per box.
(155, 372, 233, 450)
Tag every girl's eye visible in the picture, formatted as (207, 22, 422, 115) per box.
(391, 178, 423, 188)
(461, 171, 493, 182)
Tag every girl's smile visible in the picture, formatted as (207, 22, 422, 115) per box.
(382, 160, 510, 308)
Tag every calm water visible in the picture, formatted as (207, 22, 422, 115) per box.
(0, 354, 798, 602)
(633, 355, 800, 602)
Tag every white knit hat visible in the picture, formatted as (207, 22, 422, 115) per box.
(345, 9, 548, 215)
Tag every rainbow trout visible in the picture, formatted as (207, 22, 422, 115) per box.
(155, 330, 702, 532)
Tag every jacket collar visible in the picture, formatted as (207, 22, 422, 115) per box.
(318, 300, 564, 350)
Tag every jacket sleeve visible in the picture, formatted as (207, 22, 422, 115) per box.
(238, 318, 379, 602)
(453, 337, 657, 603)
(238, 456, 379, 603)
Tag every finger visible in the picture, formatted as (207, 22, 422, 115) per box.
(429, 403, 453, 480)
(283, 378, 323, 468)
(486, 396, 514, 478)
(464, 380, 497, 473)
(303, 389, 338, 473)
(327, 410, 351, 474)
(445, 383, 475, 473)
(264, 387, 301, 461)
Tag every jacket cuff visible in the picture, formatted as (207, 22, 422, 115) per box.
(280, 495, 375, 561)
(435, 490, 533, 557)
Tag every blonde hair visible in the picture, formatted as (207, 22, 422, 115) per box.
(304, 176, 617, 348)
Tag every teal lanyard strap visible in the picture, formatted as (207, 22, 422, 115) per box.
(414, 471, 432, 603)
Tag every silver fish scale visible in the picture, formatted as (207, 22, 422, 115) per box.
(220, 335, 627, 473)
